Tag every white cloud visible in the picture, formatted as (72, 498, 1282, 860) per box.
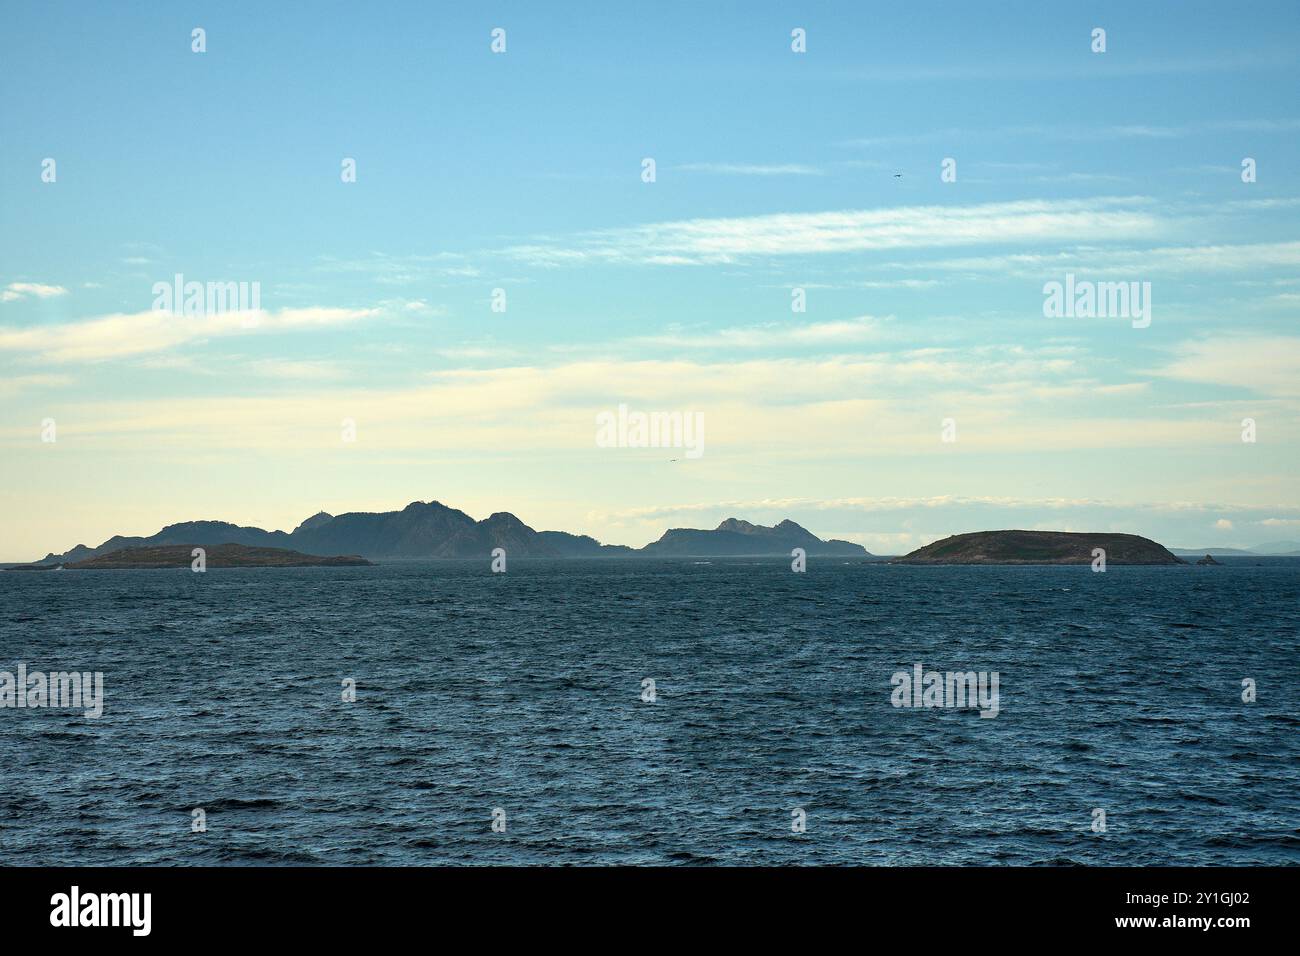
(2, 282, 69, 302)
(316, 252, 480, 283)
(504, 197, 1164, 266)
(2, 351, 1257, 455)
(0, 373, 74, 397)
(838, 117, 1300, 145)
(675, 163, 823, 176)
(0, 305, 378, 363)
(1152, 336, 1300, 398)
(902, 240, 1300, 278)
(248, 359, 343, 380)
(637, 315, 883, 349)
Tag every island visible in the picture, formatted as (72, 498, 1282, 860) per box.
(892, 530, 1184, 565)
(640, 518, 868, 557)
(8, 544, 372, 570)
(1195, 554, 1222, 566)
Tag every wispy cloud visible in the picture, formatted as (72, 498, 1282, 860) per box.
(675, 162, 823, 176)
(5, 347, 1264, 454)
(0, 306, 379, 363)
(0, 373, 74, 397)
(314, 252, 481, 284)
(838, 118, 1300, 148)
(837, 57, 1299, 83)
(504, 197, 1164, 266)
(636, 315, 882, 349)
(1, 282, 69, 303)
(248, 359, 345, 381)
(1152, 335, 1300, 398)
(896, 240, 1300, 278)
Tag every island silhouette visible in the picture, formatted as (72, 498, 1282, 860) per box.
(7, 500, 1188, 568)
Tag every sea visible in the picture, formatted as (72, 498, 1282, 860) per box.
(1, 557, 1297, 865)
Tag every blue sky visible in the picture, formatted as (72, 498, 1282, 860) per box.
(2, 0, 1299, 560)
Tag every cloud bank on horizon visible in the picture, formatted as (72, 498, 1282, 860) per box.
(1, 1, 1297, 560)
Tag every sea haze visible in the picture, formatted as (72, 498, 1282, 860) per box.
(2, 558, 1297, 865)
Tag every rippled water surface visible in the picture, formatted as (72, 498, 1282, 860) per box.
(2, 558, 1297, 865)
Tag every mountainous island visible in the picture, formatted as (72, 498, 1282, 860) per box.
(893, 530, 1183, 565)
(14, 502, 869, 566)
(641, 518, 865, 557)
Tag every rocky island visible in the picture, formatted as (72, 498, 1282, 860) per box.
(893, 530, 1183, 565)
(9, 544, 372, 570)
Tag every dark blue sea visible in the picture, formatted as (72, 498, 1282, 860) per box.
(2, 558, 1297, 865)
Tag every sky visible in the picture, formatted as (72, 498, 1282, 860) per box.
(2, 0, 1299, 561)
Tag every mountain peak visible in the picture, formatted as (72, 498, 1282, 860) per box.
(715, 518, 758, 533)
(293, 511, 334, 534)
(400, 499, 456, 514)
